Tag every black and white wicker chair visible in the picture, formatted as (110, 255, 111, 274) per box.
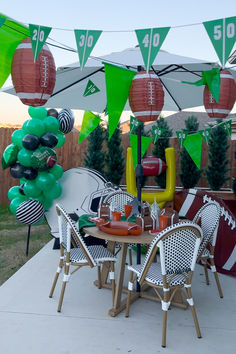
(125, 222, 203, 348)
(193, 201, 223, 298)
(103, 190, 135, 214)
(49, 204, 117, 312)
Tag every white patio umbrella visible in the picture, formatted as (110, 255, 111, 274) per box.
(4, 46, 236, 112)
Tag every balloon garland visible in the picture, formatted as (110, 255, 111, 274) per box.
(2, 106, 74, 225)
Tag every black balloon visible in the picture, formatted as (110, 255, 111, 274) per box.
(19, 184, 25, 195)
(22, 134, 40, 151)
(10, 163, 25, 179)
(23, 167, 38, 180)
(40, 132, 58, 148)
(47, 108, 58, 118)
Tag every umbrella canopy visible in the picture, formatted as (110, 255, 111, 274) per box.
(4, 46, 236, 112)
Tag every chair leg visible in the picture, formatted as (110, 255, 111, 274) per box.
(161, 287, 170, 348)
(97, 265, 102, 289)
(49, 255, 64, 298)
(57, 262, 70, 312)
(185, 286, 201, 339)
(128, 247, 133, 266)
(209, 257, 223, 298)
(203, 263, 210, 285)
(125, 270, 134, 317)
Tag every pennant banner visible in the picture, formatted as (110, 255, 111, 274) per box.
(74, 29, 102, 69)
(129, 134, 152, 168)
(219, 120, 232, 136)
(29, 24, 52, 62)
(135, 27, 170, 72)
(152, 126, 165, 144)
(104, 63, 136, 139)
(176, 131, 188, 148)
(0, 16, 5, 28)
(203, 16, 236, 67)
(83, 80, 100, 97)
(182, 68, 220, 102)
(199, 128, 212, 144)
(183, 133, 203, 169)
(130, 116, 143, 133)
(78, 111, 102, 144)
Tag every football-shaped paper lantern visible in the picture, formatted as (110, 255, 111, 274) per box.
(129, 71, 164, 122)
(11, 37, 56, 106)
(16, 200, 44, 225)
(31, 147, 57, 171)
(58, 108, 74, 134)
(204, 69, 236, 119)
(141, 156, 167, 176)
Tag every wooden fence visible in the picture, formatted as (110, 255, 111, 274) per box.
(1, 127, 235, 205)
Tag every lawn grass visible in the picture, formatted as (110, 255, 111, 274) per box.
(0, 205, 52, 285)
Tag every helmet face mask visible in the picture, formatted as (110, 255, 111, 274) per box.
(45, 167, 120, 238)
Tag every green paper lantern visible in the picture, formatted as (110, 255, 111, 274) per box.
(23, 180, 42, 198)
(23, 118, 45, 138)
(17, 148, 33, 167)
(35, 171, 56, 191)
(50, 164, 63, 180)
(11, 129, 25, 148)
(8, 186, 21, 201)
(43, 116, 60, 133)
(28, 106, 48, 120)
(55, 132, 65, 148)
(45, 181, 62, 200)
(9, 196, 28, 215)
(2, 144, 19, 169)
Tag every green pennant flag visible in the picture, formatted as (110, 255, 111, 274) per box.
(29, 24, 52, 62)
(104, 63, 136, 140)
(176, 131, 188, 148)
(219, 120, 232, 136)
(203, 17, 236, 67)
(152, 126, 165, 144)
(183, 133, 203, 169)
(0, 14, 29, 88)
(78, 111, 102, 144)
(182, 68, 220, 102)
(135, 27, 170, 72)
(129, 134, 152, 168)
(74, 29, 102, 69)
(199, 128, 212, 144)
(130, 116, 142, 133)
(0, 16, 5, 28)
(83, 80, 100, 97)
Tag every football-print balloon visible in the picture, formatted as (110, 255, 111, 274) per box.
(22, 134, 40, 151)
(58, 108, 74, 134)
(40, 132, 58, 148)
(16, 200, 45, 225)
(31, 147, 57, 171)
(10, 162, 25, 179)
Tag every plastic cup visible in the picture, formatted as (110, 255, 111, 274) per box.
(112, 211, 121, 221)
(124, 204, 132, 218)
(158, 215, 168, 230)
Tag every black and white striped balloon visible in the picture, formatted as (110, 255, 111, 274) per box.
(58, 109, 74, 134)
(16, 200, 44, 225)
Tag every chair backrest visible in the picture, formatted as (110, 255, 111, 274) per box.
(103, 191, 134, 213)
(138, 222, 202, 285)
(56, 204, 96, 267)
(192, 202, 221, 254)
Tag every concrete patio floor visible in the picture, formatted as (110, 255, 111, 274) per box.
(0, 240, 235, 354)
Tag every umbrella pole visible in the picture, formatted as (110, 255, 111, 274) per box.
(135, 124, 143, 291)
(26, 225, 31, 257)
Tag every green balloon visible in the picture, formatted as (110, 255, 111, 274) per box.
(43, 116, 60, 133)
(23, 180, 42, 197)
(20, 178, 27, 185)
(2, 144, 19, 169)
(28, 106, 47, 120)
(23, 118, 45, 138)
(11, 129, 25, 149)
(9, 196, 27, 215)
(43, 198, 53, 211)
(30, 193, 45, 204)
(45, 182, 62, 200)
(17, 148, 33, 167)
(55, 132, 65, 147)
(35, 172, 56, 191)
(50, 164, 63, 180)
(8, 186, 21, 201)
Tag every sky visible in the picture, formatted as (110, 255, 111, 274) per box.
(0, 0, 235, 126)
